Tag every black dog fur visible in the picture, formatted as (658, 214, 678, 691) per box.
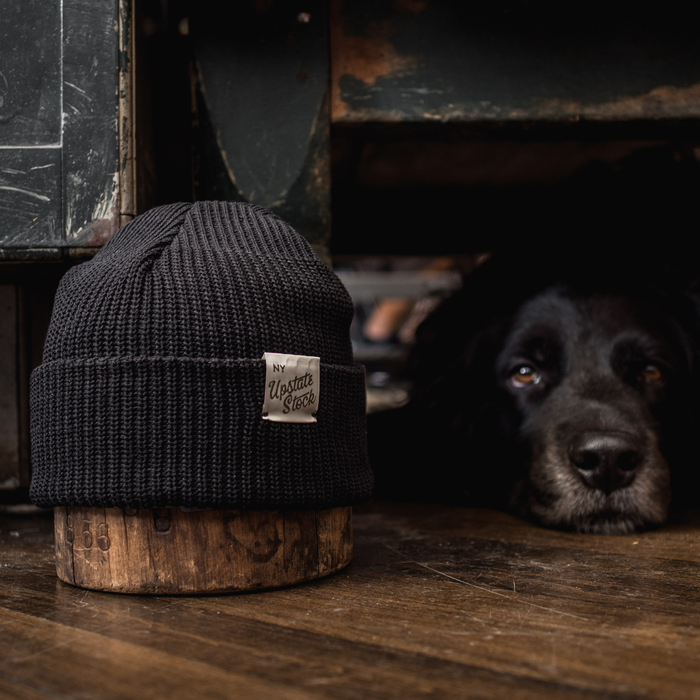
(369, 252, 700, 534)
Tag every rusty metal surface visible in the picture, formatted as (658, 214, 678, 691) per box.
(331, 0, 700, 124)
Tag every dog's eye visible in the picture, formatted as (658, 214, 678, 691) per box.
(640, 364, 664, 384)
(510, 365, 541, 387)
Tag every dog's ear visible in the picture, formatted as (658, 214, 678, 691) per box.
(409, 262, 502, 393)
(367, 315, 518, 503)
(368, 253, 561, 504)
(368, 271, 518, 504)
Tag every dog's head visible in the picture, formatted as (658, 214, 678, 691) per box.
(385, 255, 700, 534)
(494, 284, 697, 533)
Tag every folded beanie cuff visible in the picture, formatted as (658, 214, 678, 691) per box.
(30, 356, 372, 509)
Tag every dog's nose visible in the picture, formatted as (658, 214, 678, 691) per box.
(569, 432, 642, 494)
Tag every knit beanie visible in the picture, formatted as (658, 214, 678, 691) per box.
(30, 201, 372, 510)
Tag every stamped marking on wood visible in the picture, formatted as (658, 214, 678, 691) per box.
(97, 523, 110, 551)
(81, 520, 93, 549)
(65, 516, 74, 544)
(54, 506, 352, 594)
(62, 515, 111, 552)
(153, 508, 171, 533)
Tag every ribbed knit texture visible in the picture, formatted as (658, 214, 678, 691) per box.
(30, 201, 372, 509)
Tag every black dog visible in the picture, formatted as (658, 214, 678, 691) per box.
(369, 253, 700, 534)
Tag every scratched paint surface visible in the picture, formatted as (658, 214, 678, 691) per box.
(0, 149, 62, 247)
(0, 0, 62, 146)
(63, 0, 121, 246)
(331, 0, 700, 123)
(0, 0, 122, 252)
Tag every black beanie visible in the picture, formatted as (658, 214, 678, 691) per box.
(30, 201, 372, 510)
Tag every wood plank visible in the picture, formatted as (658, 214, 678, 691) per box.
(0, 608, 314, 700)
(6, 592, 642, 700)
(354, 502, 700, 563)
(3, 504, 700, 699)
(0, 674, 57, 700)
(0, 546, 622, 700)
(192, 538, 700, 698)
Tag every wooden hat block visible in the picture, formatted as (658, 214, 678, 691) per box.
(54, 506, 352, 594)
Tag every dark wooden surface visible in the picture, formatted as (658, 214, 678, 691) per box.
(2, 501, 700, 699)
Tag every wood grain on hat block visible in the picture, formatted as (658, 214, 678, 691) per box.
(54, 506, 352, 594)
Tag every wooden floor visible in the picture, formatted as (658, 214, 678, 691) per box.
(2, 502, 700, 700)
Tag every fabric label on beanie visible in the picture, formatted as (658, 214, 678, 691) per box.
(262, 353, 320, 423)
